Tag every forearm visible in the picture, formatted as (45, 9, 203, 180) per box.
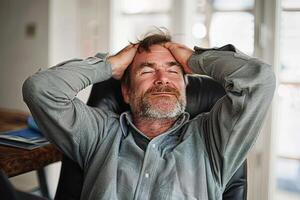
(187, 44, 274, 90)
(189, 45, 276, 185)
(23, 55, 112, 104)
(22, 55, 113, 167)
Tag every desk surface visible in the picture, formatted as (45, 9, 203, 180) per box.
(0, 108, 62, 177)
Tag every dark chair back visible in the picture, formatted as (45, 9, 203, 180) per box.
(55, 76, 247, 200)
(0, 170, 47, 200)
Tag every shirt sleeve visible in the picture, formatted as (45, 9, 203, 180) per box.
(187, 44, 276, 187)
(22, 55, 116, 168)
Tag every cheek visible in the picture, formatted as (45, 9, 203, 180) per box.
(128, 82, 147, 100)
(132, 78, 152, 92)
(173, 77, 186, 91)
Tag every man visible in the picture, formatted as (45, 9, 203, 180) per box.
(23, 32, 275, 200)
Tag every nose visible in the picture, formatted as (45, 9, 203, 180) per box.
(154, 71, 170, 85)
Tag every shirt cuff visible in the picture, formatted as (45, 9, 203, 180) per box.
(85, 53, 113, 83)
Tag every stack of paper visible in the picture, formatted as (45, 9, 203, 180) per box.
(0, 117, 49, 150)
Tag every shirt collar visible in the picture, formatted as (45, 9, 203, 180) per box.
(119, 111, 190, 137)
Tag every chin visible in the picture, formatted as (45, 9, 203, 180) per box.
(136, 94, 186, 119)
(151, 100, 177, 111)
(143, 102, 184, 119)
(153, 104, 176, 113)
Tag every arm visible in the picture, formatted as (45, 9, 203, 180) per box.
(190, 45, 276, 186)
(22, 45, 137, 168)
(166, 43, 276, 187)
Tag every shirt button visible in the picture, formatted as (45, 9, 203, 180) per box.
(152, 144, 156, 148)
(145, 173, 149, 178)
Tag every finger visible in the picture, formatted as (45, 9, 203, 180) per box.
(126, 44, 139, 53)
(163, 42, 172, 48)
(118, 44, 136, 56)
(163, 42, 178, 50)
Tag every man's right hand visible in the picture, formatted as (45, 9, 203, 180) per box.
(107, 44, 138, 80)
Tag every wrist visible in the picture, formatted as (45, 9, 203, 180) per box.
(107, 56, 123, 80)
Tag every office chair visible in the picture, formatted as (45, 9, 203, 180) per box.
(0, 170, 47, 200)
(55, 75, 247, 200)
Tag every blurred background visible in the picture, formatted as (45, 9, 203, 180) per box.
(0, 0, 299, 199)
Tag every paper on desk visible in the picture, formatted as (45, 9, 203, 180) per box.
(0, 122, 49, 150)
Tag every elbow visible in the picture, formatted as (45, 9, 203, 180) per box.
(251, 60, 276, 88)
(261, 63, 276, 91)
(22, 75, 44, 105)
(268, 67, 276, 91)
(251, 61, 276, 99)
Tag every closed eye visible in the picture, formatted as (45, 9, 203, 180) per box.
(140, 68, 155, 74)
(168, 70, 179, 74)
(141, 71, 153, 74)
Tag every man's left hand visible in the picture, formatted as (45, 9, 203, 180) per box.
(164, 42, 194, 74)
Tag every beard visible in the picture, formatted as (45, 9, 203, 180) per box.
(129, 85, 186, 119)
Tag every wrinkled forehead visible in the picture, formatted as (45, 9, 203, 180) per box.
(132, 45, 176, 68)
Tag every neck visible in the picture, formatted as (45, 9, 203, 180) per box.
(133, 116, 178, 139)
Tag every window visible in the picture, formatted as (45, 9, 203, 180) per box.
(210, 11, 254, 54)
(193, 0, 255, 55)
(275, 0, 300, 199)
(110, 0, 172, 52)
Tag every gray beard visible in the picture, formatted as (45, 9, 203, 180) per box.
(137, 97, 186, 119)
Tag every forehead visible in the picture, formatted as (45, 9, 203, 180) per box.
(132, 45, 176, 68)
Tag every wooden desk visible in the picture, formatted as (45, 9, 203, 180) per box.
(0, 108, 62, 177)
(0, 108, 62, 198)
(0, 144, 62, 177)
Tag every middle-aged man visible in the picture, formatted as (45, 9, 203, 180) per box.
(23, 32, 276, 200)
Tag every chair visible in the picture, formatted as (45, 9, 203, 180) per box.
(55, 76, 247, 200)
(0, 170, 47, 200)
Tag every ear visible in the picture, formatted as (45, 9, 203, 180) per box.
(121, 83, 130, 104)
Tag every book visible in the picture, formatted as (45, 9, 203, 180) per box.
(0, 117, 49, 150)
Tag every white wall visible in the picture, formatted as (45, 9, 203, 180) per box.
(49, 0, 80, 66)
(0, 0, 49, 111)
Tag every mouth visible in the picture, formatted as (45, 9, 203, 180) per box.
(151, 92, 176, 96)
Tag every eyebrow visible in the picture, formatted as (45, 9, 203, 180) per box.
(138, 61, 182, 69)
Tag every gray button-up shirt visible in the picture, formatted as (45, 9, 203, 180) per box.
(23, 45, 276, 200)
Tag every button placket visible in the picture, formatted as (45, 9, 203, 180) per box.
(134, 142, 159, 200)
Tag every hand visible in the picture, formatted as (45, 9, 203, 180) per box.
(164, 42, 194, 74)
(107, 44, 138, 80)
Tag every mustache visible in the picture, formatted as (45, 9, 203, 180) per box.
(144, 85, 180, 97)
